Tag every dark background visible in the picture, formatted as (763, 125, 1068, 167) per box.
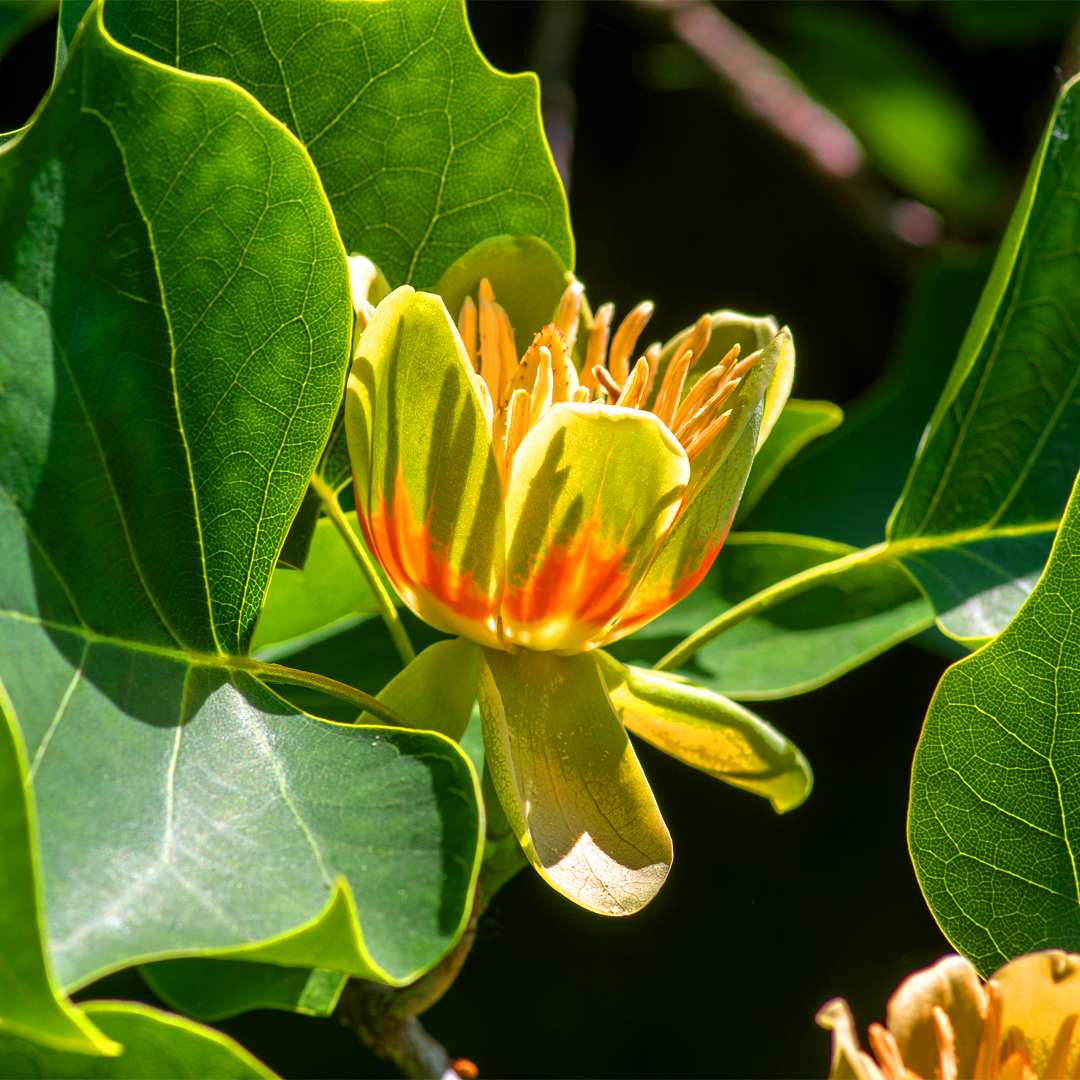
(2, 2, 1072, 1076)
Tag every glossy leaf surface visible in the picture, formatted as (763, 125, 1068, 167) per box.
(0, 1002, 276, 1078)
(58, 0, 572, 288)
(889, 75, 1080, 637)
(910, 473, 1080, 975)
(595, 652, 812, 812)
(0, 690, 115, 1055)
(478, 648, 671, 916)
(0, 12, 481, 990)
(139, 959, 345, 1023)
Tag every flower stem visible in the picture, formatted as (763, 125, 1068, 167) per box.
(247, 658, 406, 727)
(310, 473, 416, 667)
(654, 542, 891, 671)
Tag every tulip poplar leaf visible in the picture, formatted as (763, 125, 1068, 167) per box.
(0, 1001, 277, 1078)
(58, 0, 573, 289)
(890, 74, 1080, 639)
(0, 689, 117, 1056)
(619, 534, 932, 699)
(138, 958, 345, 1023)
(909, 472, 1080, 976)
(0, 8, 481, 992)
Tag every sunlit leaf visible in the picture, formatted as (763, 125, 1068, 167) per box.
(0, 8, 481, 990)
(889, 75, 1080, 641)
(0, 1001, 276, 1078)
(138, 959, 345, 1023)
(909, 472, 1080, 975)
(57, 0, 572, 288)
(0, 688, 116, 1055)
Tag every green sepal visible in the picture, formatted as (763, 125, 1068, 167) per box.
(360, 639, 479, 742)
(594, 651, 813, 813)
(0, 1001, 277, 1078)
(477, 647, 671, 916)
(0, 686, 118, 1056)
(138, 958, 345, 1023)
(433, 235, 572, 357)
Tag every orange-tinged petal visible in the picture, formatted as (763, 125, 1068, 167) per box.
(501, 402, 689, 652)
(347, 287, 504, 647)
(605, 409, 757, 642)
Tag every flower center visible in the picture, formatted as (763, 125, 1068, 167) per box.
(455, 278, 763, 481)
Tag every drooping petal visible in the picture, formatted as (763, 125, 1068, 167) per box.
(501, 402, 689, 652)
(360, 638, 479, 742)
(595, 652, 813, 812)
(606, 410, 757, 641)
(477, 647, 672, 915)
(346, 287, 504, 647)
(885, 955, 988, 1080)
(991, 950, 1080, 1078)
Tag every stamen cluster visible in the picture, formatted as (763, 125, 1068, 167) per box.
(451, 278, 764, 480)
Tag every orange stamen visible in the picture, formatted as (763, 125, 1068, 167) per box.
(572, 385, 590, 403)
(503, 389, 530, 478)
(615, 357, 650, 409)
(934, 1005, 959, 1080)
(478, 292, 501, 405)
(974, 980, 1003, 1080)
(530, 346, 554, 428)
(670, 344, 739, 432)
(556, 281, 584, 357)
(683, 410, 731, 462)
(608, 301, 654, 385)
(653, 347, 695, 427)
(495, 302, 518, 406)
(867, 1023, 905, 1080)
(1046, 1014, 1077, 1079)
(582, 302, 614, 391)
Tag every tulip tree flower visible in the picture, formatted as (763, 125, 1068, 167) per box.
(818, 950, 1080, 1079)
(345, 237, 812, 916)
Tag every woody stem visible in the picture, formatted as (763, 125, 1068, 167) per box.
(310, 474, 416, 667)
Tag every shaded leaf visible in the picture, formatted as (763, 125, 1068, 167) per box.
(138, 959, 345, 1023)
(0, 687, 116, 1054)
(734, 398, 842, 523)
(0, 10, 481, 990)
(909, 471, 1080, 975)
(0, 1001, 276, 1078)
(478, 647, 671, 916)
(594, 651, 812, 812)
(614, 534, 932, 699)
(252, 513, 396, 662)
(58, 0, 572, 288)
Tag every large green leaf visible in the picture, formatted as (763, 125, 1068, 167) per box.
(0, 1002, 276, 1078)
(888, 74, 1080, 645)
(57, 0, 572, 289)
(909, 472, 1080, 975)
(614, 533, 931, 699)
(0, 687, 116, 1055)
(0, 8, 481, 990)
